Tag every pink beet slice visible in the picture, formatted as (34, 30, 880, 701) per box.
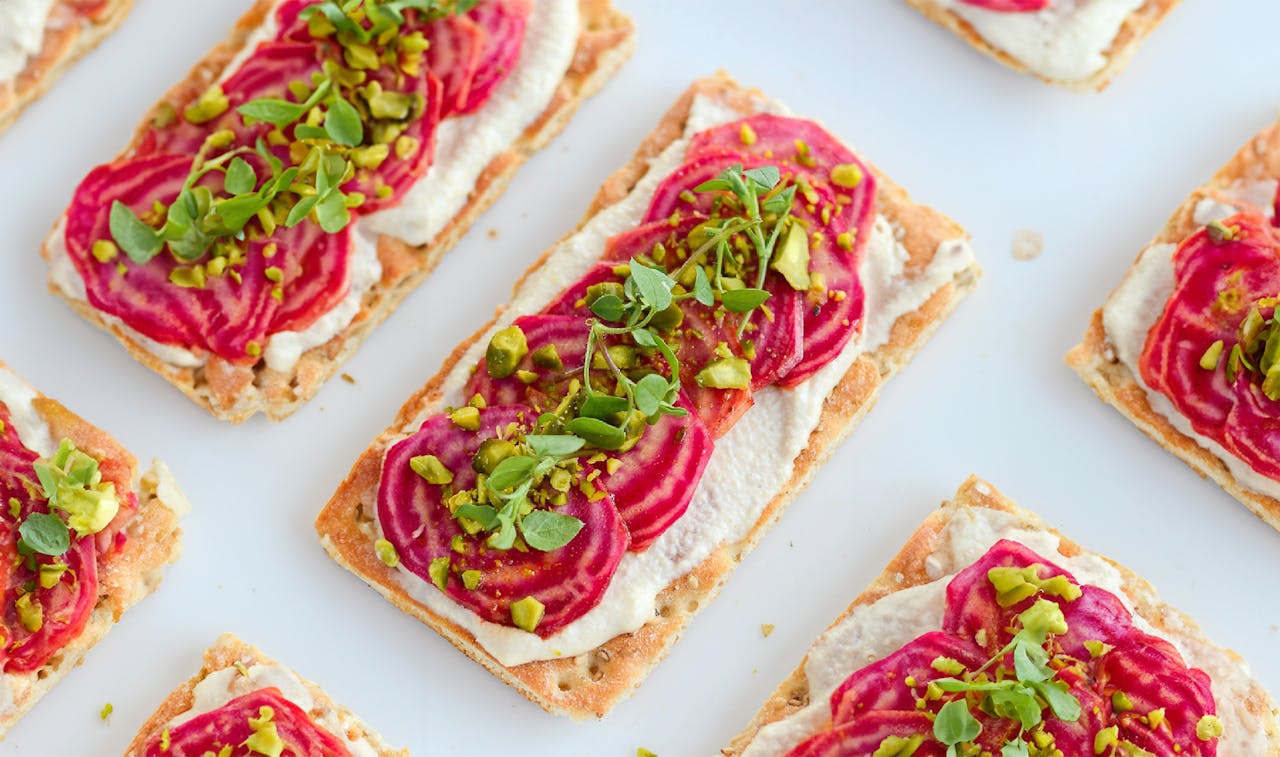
(1141, 212, 1280, 480)
(456, 0, 532, 114)
(1097, 635, 1220, 755)
(425, 13, 485, 117)
(829, 631, 987, 722)
(785, 712, 945, 757)
(1037, 664, 1108, 756)
(142, 688, 352, 757)
(645, 149, 864, 387)
(958, 0, 1050, 10)
(141, 42, 322, 157)
(378, 405, 629, 636)
(64, 153, 354, 364)
(467, 315, 715, 551)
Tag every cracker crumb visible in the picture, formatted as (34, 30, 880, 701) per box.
(341, 373, 356, 385)
(1012, 228, 1044, 261)
(487, 228, 500, 240)
(761, 623, 775, 638)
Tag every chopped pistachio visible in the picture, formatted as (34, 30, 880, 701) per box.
(183, 86, 229, 124)
(511, 596, 545, 632)
(486, 326, 529, 379)
(1199, 340, 1225, 370)
(472, 439, 517, 475)
(531, 344, 563, 371)
(409, 455, 454, 485)
(152, 102, 177, 129)
(1083, 640, 1113, 659)
(38, 562, 67, 589)
(1095, 726, 1119, 754)
(366, 89, 413, 119)
(344, 43, 381, 71)
(91, 240, 119, 263)
(760, 623, 775, 638)
(1196, 715, 1223, 740)
(930, 656, 965, 676)
(461, 570, 482, 590)
(245, 705, 285, 757)
(374, 538, 400, 568)
(394, 135, 420, 160)
(450, 534, 467, 554)
(468, 393, 487, 409)
(1207, 219, 1240, 243)
(352, 144, 390, 170)
(831, 163, 864, 189)
(160, 728, 171, 750)
(739, 123, 757, 146)
(1146, 708, 1166, 729)
(695, 358, 752, 390)
(516, 370, 539, 384)
(986, 564, 1081, 607)
(15, 593, 41, 632)
(99, 702, 113, 721)
(428, 557, 450, 591)
(772, 225, 812, 290)
(449, 406, 481, 431)
(264, 266, 284, 284)
(548, 467, 573, 493)
(1112, 691, 1134, 712)
(246, 341, 262, 358)
(837, 232, 855, 251)
(168, 266, 207, 289)
(871, 735, 924, 756)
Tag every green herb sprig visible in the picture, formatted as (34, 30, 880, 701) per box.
(300, 0, 481, 42)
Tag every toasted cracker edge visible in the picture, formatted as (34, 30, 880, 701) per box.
(314, 72, 982, 719)
(902, 0, 1181, 92)
(40, 0, 636, 424)
(123, 633, 406, 756)
(723, 475, 1280, 755)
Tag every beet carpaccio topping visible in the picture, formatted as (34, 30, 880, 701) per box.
(377, 114, 877, 636)
(63, 0, 530, 366)
(785, 540, 1222, 756)
(1141, 212, 1280, 481)
(956, 0, 1050, 11)
(0, 404, 136, 673)
(142, 688, 351, 757)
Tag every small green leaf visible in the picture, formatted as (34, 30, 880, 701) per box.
(589, 294, 625, 322)
(314, 190, 351, 233)
(762, 185, 797, 215)
(578, 394, 629, 421)
(486, 456, 538, 492)
(566, 417, 627, 451)
(237, 98, 307, 128)
(693, 267, 714, 307)
(525, 435, 585, 458)
(1001, 742, 1030, 757)
(1012, 643, 1051, 683)
(18, 512, 70, 557)
(224, 157, 257, 195)
(324, 97, 365, 147)
(454, 504, 499, 530)
(934, 699, 981, 746)
(631, 327, 657, 348)
(519, 510, 584, 552)
(286, 194, 320, 227)
(629, 261, 674, 311)
(294, 124, 330, 141)
(721, 288, 771, 313)
(1032, 680, 1083, 722)
(109, 201, 164, 263)
(633, 373, 670, 418)
(743, 165, 780, 190)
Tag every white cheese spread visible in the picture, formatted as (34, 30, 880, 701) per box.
(46, 0, 579, 375)
(381, 93, 978, 667)
(1101, 179, 1280, 500)
(0, 0, 56, 85)
(0, 365, 55, 457)
(740, 506, 1268, 756)
(935, 0, 1143, 83)
(170, 662, 379, 757)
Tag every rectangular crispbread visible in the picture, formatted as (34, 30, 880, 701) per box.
(724, 476, 1280, 755)
(0, 359, 186, 741)
(40, 0, 635, 423)
(315, 73, 983, 718)
(0, 0, 136, 135)
(903, 0, 1180, 91)
(124, 633, 406, 756)
(1066, 120, 1280, 532)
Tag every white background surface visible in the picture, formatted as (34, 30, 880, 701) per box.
(1, 1, 1278, 754)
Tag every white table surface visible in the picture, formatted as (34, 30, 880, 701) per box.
(2, 1, 1278, 754)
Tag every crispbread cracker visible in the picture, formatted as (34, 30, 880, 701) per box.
(41, 0, 635, 423)
(903, 0, 1180, 91)
(0, 361, 185, 741)
(724, 476, 1280, 755)
(1066, 120, 1280, 532)
(124, 633, 406, 756)
(315, 73, 982, 718)
(0, 0, 136, 136)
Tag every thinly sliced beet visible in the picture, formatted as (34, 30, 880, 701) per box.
(1142, 213, 1280, 480)
(466, 315, 715, 551)
(344, 68, 443, 214)
(141, 42, 322, 157)
(785, 712, 945, 757)
(64, 153, 354, 364)
(645, 150, 864, 387)
(457, 0, 531, 114)
(426, 13, 485, 117)
(378, 405, 629, 636)
(958, 0, 1050, 10)
(142, 688, 352, 757)
(1038, 664, 1107, 756)
(1097, 635, 1219, 755)
(829, 631, 986, 723)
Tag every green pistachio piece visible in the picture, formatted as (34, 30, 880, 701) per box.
(344, 43, 381, 71)
(38, 562, 67, 589)
(584, 282, 626, 308)
(986, 564, 1081, 607)
(531, 344, 563, 371)
(1112, 691, 1134, 712)
(1147, 708, 1166, 729)
(1199, 340, 1225, 370)
(510, 596, 545, 633)
(771, 224, 812, 291)
(549, 467, 573, 493)
(183, 86, 229, 125)
(352, 144, 390, 170)
(461, 570, 482, 590)
(1196, 715, 1223, 740)
(831, 163, 864, 189)
(695, 358, 752, 390)
(486, 326, 529, 379)
(91, 240, 119, 263)
(1083, 640, 1113, 659)
(410, 455, 453, 485)
(374, 538, 400, 568)
(930, 656, 965, 676)
(428, 557, 451, 591)
(1095, 726, 1119, 754)
(449, 406, 482, 431)
(472, 439, 517, 475)
(592, 345, 638, 371)
(739, 123, 757, 146)
(648, 303, 685, 333)
(394, 135, 420, 160)
(367, 89, 413, 119)
(15, 593, 41, 632)
(245, 706, 285, 757)
(168, 266, 207, 289)
(871, 735, 923, 756)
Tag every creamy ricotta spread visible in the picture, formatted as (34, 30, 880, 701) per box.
(380, 93, 978, 667)
(0, 0, 56, 85)
(169, 662, 379, 757)
(935, 0, 1142, 83)
(740, 504, 1268, 756)
(46, 0, 579, 375)
(0, 365, 56, 458)
(1102, 179, 1280, 500)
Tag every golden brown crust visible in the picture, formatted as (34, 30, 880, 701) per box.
(315, 73, 982, 719)
(1066, 120, 1280, 533)
(0, 0, 136, 136)
(0, 361, 185, 741)
(902, 0, 1180, 91)
(724, 476, 1280, 755)
(124, 633, 406, 756)
(41, 0, 636, 424)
